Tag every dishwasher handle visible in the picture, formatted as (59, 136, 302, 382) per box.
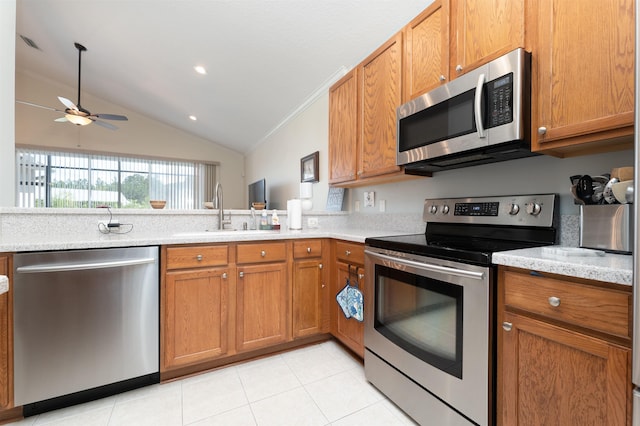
(16, 257, 157, 274)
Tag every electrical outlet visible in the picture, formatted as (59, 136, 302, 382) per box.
(307, 217, 319, 228)
(379, 200, 386, 212)
(364, 191, 375, 207)
(355, 200, 360, 212)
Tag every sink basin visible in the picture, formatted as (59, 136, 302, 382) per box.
(172, 229, 274, 237)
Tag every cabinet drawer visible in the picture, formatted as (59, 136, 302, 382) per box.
(503, 270, 631, 339)
(237, 242, 287, 264)
(335, 241, 364, 265)
(293, 240, 323, 259)
(166, 245, 229, 270)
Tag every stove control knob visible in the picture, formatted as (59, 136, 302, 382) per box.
(429, 205, 438, 214)
(526, 202, 542, 216)
(508, 203, 520, 215)
(441, 205, 450, 215)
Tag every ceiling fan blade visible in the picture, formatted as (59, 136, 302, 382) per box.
(16, 100, 63, 112)
(58, 96, 79, 112)
(93, 113, 128, 121)
(90, 119, 118, 130)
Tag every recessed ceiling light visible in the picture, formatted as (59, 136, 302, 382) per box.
(194, 65, 207, 75)
(189, 115, 197, 121)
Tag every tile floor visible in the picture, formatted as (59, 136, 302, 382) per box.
(8, 340, 417, 425)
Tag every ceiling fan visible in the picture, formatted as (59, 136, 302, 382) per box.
(17, 42, 128, 130)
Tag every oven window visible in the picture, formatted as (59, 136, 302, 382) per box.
(374, 264, 463, 378)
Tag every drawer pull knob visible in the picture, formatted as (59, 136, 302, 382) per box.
(502, 322, 512, 332)
(548, 296, 561, 307)
(538, 126, 547, 135)
(261, 250, 266, 257)
(345, 250, 351, 256)
(319, 263, 323, 269)
(196, 254, 203, 261)
(307, 247, 312, 253)
(239, 272, 244, 278)
(439, 74, 446, 82)
(222, 273, 227, 279)
(455, 64, 463, 72)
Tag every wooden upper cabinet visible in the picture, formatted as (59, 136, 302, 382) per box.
(530, 0, 635, 155)
(329, 69, 359, 184)
(358, 32, 403, 180)
(403, 0, 450, 101)
(450, 0, 524, 77)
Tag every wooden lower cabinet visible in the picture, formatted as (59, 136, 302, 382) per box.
(331, 241, 366, 358)
(498, 267, 632, 426)
(236, 262, 289, 352)
(0, 255, 13, 411)
(292, 240, 328, 338)
(163, 266, 232, 370)
(500, 311, 630, 426)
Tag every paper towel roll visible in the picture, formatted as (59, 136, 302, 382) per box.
(287, 199, 302, 230)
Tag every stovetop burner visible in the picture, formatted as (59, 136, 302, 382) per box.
(365, 194, 559, 267)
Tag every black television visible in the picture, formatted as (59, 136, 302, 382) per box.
(248, 178, 266, 208)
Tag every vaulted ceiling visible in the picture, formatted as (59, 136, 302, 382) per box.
(15, 0, 431, 154)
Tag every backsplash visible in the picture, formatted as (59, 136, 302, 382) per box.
(0, 208, 578, 247)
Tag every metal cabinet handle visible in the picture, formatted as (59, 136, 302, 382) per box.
(538, 126, 547, 135)
(548, 296, 561, 307)
(345, 250, 351, 256)
(307, 247, 312, 253)
(455, 64, 463, 72)
(319, 263, 323, 270)
(502, 322, 512, 331)
(260, 250, 266, 257)
(239, 271, 244, 278)
(222, 272, 227, 279)
(439, 74, 446, 81)
(196, 254, 203, 261)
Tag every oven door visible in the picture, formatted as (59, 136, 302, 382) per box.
(364, 247, 492, 426)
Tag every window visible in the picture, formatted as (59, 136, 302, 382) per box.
(16, 148, 217, 209)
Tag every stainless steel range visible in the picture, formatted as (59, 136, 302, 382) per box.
(364, 194, 558, 426)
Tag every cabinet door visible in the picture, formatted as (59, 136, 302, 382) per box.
(236, 263, 289, 352)
(332, 261, 365, 358)
(292, 259, 324, 338)
(329, 69, 359, 184)
(0, 256, 12, 409)
(531, 0, 634, 154)
(499, 312, 630, 426)
(404, 0, 450, 101)
(163, 267, 230, 370)
(450, 0, 524, 77)
(359, 32, 403, 179)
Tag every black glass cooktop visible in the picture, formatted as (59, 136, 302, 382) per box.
(365, 225, 556, 267)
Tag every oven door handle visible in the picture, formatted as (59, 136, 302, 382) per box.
(365, 250, 485, 280)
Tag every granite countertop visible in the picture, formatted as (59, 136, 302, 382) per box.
(0, 227, 405, 253)
(492, 246, 633, 286)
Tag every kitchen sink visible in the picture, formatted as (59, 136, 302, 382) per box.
(172, 229, 276, 237)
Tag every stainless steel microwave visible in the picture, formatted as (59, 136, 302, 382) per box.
(397, 48, 535, 174)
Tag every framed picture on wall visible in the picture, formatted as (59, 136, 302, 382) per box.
(300, 151, 319, 183)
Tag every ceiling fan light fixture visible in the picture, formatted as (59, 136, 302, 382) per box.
(194, 65, 207, 75)
(65, 114, 92, 126)
(189, 115, 197, 121)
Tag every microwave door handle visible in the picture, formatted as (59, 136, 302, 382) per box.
(474, 73, 486, 138)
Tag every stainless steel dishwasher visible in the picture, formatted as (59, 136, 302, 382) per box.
(14, 246, 159, 415)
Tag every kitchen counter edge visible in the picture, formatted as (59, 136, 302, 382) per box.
(492, 246, 632, 286)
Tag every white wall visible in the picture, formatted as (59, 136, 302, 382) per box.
(15, 71, 247, 209)
(245, 93, 633, 216)
(0, 0, 16, 207)
(245, 92, 330, 210)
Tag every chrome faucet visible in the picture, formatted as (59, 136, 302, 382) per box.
(214, 182, 231, 230)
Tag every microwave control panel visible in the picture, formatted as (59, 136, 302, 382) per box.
(486, 73, 513, 128)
